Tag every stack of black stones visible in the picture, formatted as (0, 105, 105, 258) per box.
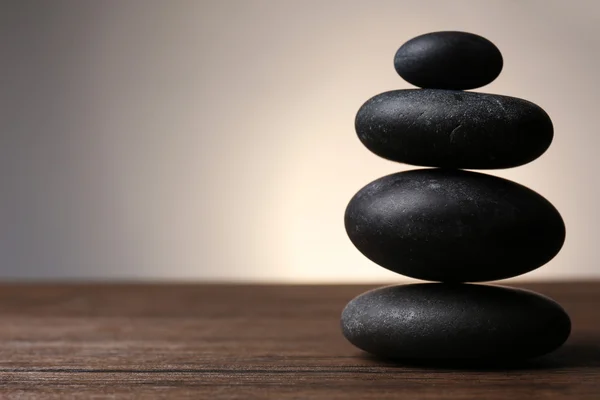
(341, 31, 571, 362)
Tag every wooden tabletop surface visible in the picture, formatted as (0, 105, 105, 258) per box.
(0, 282, 598, 399)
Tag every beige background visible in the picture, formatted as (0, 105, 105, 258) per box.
(0, 0, 597, 282)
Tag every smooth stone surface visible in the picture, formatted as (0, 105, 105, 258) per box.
(344, 169, 565, 282)
(341, 284, 571, 360)
(355, 89, 553, 169)
(394, 31, 503, 90)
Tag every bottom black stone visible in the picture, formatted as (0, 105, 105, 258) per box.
(341, 284, 571, 361)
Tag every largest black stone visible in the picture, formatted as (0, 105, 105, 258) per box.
(355, 89, 553, 169)
(344, 169, 565, 282)
(341, 284, 571, 360)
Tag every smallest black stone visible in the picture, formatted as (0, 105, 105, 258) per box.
(394, 31, 503, 90)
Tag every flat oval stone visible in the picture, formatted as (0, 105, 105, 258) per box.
(341, 284, 571, 360)
(394, 31, 503, 90)
(355, 89, 553, 169)
(344, 169, 565, 282)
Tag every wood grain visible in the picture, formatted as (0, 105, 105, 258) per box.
(0, 282, 598, 399)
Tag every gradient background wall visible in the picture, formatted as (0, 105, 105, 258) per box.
(0, 0, 597, 282)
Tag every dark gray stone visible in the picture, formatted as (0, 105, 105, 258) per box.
(344, 169, 565, 282)
(355, 89, 553, 169)
(394, 31, 503, 90)
(341, 284, 571, 360)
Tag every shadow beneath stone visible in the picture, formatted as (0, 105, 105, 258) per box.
(537, 340, 600, 369)
(361, 339, 600, 371)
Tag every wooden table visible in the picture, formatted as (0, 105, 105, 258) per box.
(0, 282, 598, 399)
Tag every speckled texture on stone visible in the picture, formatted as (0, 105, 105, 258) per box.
(344, 168, 565, 282)
(394, 31, 503, 90)
(341, 284, 571, 360)
(355, 89, 553, 169)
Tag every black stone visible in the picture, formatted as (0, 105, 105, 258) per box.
(355, 89, 553, 169)
(341, 284, 571, 360)
(394, 31, 503, 90)
(344, 169, 565, 282)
